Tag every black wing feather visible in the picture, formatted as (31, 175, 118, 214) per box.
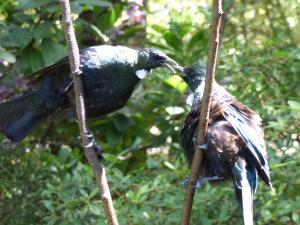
(222, 104, 271, 185)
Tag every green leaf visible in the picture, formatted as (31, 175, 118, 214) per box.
(79, 188, 89, 197)
(16, 0, 49, 10)
(163, 31, 182, 50)
(70, 2, 83, 14)
(41, 40, 66, 65)
(164, 76, 187, 94)
(273, 50, 289, 58)
(89, 203, 102, 215)
(187, 30, 207, 50)
(292, 212, 300, 223)
(89, 188, 99, 198)
(122, 151, 146, 174)
(17, 47, 44, 72)
(76, 0, 112, 7)
(165, 106, 184, 115)
(106, 129, 122, 145)
(0, 26, 32, 48)
(130, 137, 142, 149)
(45, 4, 60, 13)
(34, 22, 52, 40)
(101, 153, 117, 163)
(42, 200, 54, 212)
(28, 48, 45, 72)
(96, 4, 123, 30)
(109, 7, 117, 25)
(46, 218, 57, 225)
(58, 146, 72, 163)
(164, 161, 175, 170)
(113, 114, 133, 132)
(0, 48, 16, 63)
(12, 12, 32, 22)
(288, 100, 300, 112)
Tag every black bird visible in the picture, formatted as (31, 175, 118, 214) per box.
(180, 66, 273, 225)
(0, 45, 180, 141)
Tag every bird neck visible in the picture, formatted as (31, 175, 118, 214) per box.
(193, 79, 205, 97)
(135, 51, 151, 71)
(186, 81, 205, 109)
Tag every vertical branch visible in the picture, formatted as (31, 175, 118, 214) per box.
(180, 1, 223, 225)
(58, 1, 119, 225)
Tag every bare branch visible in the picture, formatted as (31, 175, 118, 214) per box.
(58, 1, 119, 224)
(181, 1, 223, 225)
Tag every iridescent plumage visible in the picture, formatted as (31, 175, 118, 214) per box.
(0, 45, 179, 141)
(180, 66, 273, 225)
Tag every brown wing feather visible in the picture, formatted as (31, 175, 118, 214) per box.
(230, 99, 267, 158)
(207, 121, 242, 162)
(209, 86, 267, 160)
(205, 120, 246, 178)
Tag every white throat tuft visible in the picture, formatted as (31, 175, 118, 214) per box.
(135, 69, 150, 79)
(186, 93, 194, 106)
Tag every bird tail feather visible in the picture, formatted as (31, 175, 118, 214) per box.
(233, 160, 255, 225)
(0, 91, 44, 141)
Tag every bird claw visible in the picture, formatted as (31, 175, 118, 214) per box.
(198, 142, 208, 150)
(194, 181, 202, 189)
(86, 130, 94, 138)
(64, 81, 74, 92)
(181, 177, 189, 186)
(181, 177, 202, 189)
(76, 130, 104, 156)
(92, 143, 103, 156)
(181, 176, 223, 189)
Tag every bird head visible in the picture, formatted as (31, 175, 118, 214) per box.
(136, 48, 183, 76)
(180, 66, 206, 92)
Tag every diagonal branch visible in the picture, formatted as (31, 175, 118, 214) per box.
(58, 1, 119, 224)
(180, 1, 223, 225)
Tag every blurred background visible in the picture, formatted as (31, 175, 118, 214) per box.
(0, 0, 299, 224)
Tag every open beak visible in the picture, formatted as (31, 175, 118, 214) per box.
(164, 57, 184, 74)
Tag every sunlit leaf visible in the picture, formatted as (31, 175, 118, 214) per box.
(164, 161, 175, 170)
(164, 76, 187, 94)
(288, 100, 300, 112)
(0, 48, 16, 63)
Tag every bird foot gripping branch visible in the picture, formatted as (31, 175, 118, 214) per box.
(76, 130, 103, 156)
(180, 66, 274, 225)
(198, 142, 208, 151)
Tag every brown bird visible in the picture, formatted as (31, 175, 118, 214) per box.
(180, 66, 273, 225)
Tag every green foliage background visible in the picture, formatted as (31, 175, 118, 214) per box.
(0, 0, 299, 224)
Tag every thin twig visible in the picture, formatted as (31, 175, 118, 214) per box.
(180, 1, 223, 225)
(58, 1, 119, 224)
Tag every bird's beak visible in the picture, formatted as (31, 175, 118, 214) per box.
(164, 57, 184, 74)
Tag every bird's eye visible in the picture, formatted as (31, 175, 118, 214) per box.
(154, 54, 166, 61)
(183, 68, 192, 75)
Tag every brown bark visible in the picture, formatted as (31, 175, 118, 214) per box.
(58, 1, 119, 224)
(180, 1, 223, 225)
